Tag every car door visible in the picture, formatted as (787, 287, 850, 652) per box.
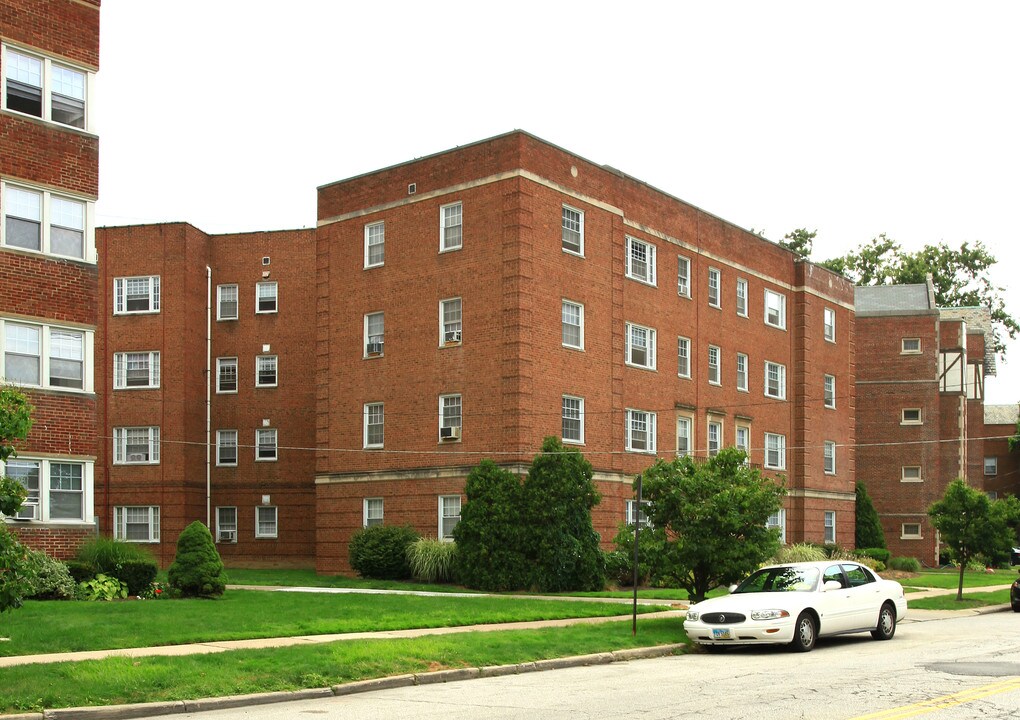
(814, 564, 853, 635)
(841, 563, 884, 630)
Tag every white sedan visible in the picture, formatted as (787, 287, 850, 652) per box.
(683, 560, 908, 652)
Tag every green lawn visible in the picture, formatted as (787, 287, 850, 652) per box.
(908, 589, 1011, 611)
(0, 619, 686, 714)
(0, 590, 667, 657)
(902, 570, 1019, 590)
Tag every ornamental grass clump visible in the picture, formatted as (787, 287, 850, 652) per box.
(406, 537, 458, 583)
(167, 521, 226, 598)
(772, 543, 826, 564)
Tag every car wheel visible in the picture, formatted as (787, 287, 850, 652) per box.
(789, 612, 816, 652)
(871, 602, 896, 640)
(1012, 602, 1020, 613)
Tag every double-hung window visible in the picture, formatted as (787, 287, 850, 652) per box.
(626, 236, 656, 285)
(764, 433, 786, 470)
(114, 276, 160, 314)
(48, 330, 84, 389)
(561, 300, 584, 349)
(114, 506, 160, 542)
(113, 351, 160, 389)
(256, 355, 277, 387)
(626, 322, 656, 370)
(2, 321, 89, 391)
(216, 357, 238, 393)
(736, 425, 750, 461)
(824, 374, 836, 408)
(113, 426, 160, 464)
(439, 495, 461, 540)
(256, 428, 278, 461)
(364, 403, 384, 449)
(824, 307, 836, 342)
(707, 420, 722, 457)
(708, 268, 721, 308)
(626, 499, 650, 527)
(256, 506, 278, 538)
(440, 202, 463, 251)
(764, 289, 786, 329)
(217, 285, 238, 320)
(439, 394, 462, 441)
(440, 298, 462, 346)
(3, 183, 89, 260)
(736, 278, 748, 317)
(2, 458, 91, 522)
(364, 221, 385, 268)
(256, 282, 278, 314)
(216, 507, 238, 543)
(767, 509, 787, 544)
(985, 457, 998, 476)
(708, 345, 720, 385)
(736, 352, 748, 391)
(364, 312, 384, 356)
(626, 409, 656, 454)
(216, 430, 238, 466)
(676, 417, 692, 457)
(677, 256, 691, 298)
(677, 337, 691, 378)
(562, 395, 584, 444)
(765, 361, 786, 399)
(824, 511, 836, 544)
(364, 498, 384, 528)
(562, 205, 583, 255)
(824, 441, 836, 474)
(3, 45, 90, 130)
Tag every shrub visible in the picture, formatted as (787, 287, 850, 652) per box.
(855, 483, 886, 549)
(167, 521, 226, 598)
(610, 523, 680, 587)
(773, 543, 826, 564)
(859, 547, 892, 564)
(117, 558, 159, 596)
(25, 549, 76, 599)
(0, 523, 36, 614)
(349, 525, 420, 580)
(75, 536, 155, 573)
(78, 573, 128, 601)
(888, 556, 921, 572)
(854, 556, 884, 572)
(407, 538, 458, 583)
(64, 559, 98, 583)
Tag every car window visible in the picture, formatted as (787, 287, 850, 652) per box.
(734, 566, 819, 593)
(842, 564, 874, 587)
(823, 565, 845, 588)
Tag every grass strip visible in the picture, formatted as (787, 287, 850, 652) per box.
(908, 589, 1010, 611)
(905, 571, 1018, 590)
(0, 591, 669, 657)
(0, 619, 686, 714)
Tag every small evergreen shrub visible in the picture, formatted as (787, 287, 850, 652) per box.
(349, 525, 420, 580)
(25, 549, 76, 599)
(64, 559, 98, 583)
(888, 556, 921, 572)
(610, 523, 679, 587)
(117, 558, 159, 595)
(167, 521, 227, 598)
(859, 547, 892, 564)
(407, 538, 458, 583)
(773, 543, 826, 564)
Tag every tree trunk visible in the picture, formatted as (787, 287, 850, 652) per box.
(956, 561, 965, 602)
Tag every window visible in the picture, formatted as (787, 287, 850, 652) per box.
(2, 45, 89, 129)
(901, 338, 921, 354)
(2, 321, 92, 392)
(439, 394, 462, 441)
(824, 374, 836, 408)
(677, 256, 691, 298)
(48, 330, 83, 389)
(113, 426, 160, 464)
(985, 457, 998, 476)
(216, 507, 238, 543)
(764, 289, 786, 329)
(216, 430, 237, 466)
(439, 495, 461, 540)
(707, 420, 722, 457)
(824, 441, 836, 474)
(561, 300, 584, 349)
(114, 351, 160, 389)
(626, 409, 656, 453)
(824, 307, 836, 342)
(764, 361, 786, 400)
(765, 432, 786, 470)
(216, 357, 238, 393)
(736, 425, 750, 460)
(736, 352, 748, 391)
(708, 345, 720, 385)
(440, 202, 463, 251)
(364, 221, 384, 268)
(901, 523, 922, 539)
(677, 337, 691, 378)
(256, 282, 278, 314)
(824, 511, 836, 544)
(2, 183, 89, 260)
(364, 498, 384, 528)
(364, 403, 384, 448)
(256, 428, 277, 461)
(440, 298, 462, 346)
(626, 236, 656, 285)
(708, 268, 721, 308)
(562, 205, 583, 255)
(256, 355, 278, 387)
(562, 395, 584, 444)
(736, 278, 748, 317)
(626, 499, 650, 527)
(3, 322, 39, 385)
(676, 416, 692, 457)
(217, 285, 238, 320)
(4, 458, 40, 520)
(48, 462, 84, 520)
(113, 276, 160, 315)
(256, 506, 278, 538)
(2, 458, 91, 522)
(626, 323, 656, 370)
(767, 509, 787, 544)
(901, 408, 922, 425)
(364, 312, 384, 355)
(901, 466, 922, 482)
(114, 506, 160, 542)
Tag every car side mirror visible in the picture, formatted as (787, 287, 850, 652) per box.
(728, 584, 738, 593)
(823, 580, 842, 591)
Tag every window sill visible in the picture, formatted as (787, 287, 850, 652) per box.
(1, 107, 98, 138)
(217, 317, 238, 322)
(216, 463, 238, 468)
(255, 310, 279, 315)
(625, 275, 657, 288)
(1, 243, 93, 265)
(562, 344, 584, 352)
(364, 263, 384, 270)
(900, 479, 924, 483)
(624, 362, 657, 372)
(439, 245, 463, 254)
(562, 439, 585, 446)
(364, 353, 384, 359)
(255, 458, 278, 463)
(562, 248, 585, 258)
(255, 384, 279, 389)
(113, 310, 160, 317)
(764, 323, 787, 331)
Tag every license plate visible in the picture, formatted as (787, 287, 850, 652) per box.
(712, 628, 732, 640)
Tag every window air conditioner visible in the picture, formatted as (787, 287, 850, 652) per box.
(218, 530, 236, 543)
(127, 453, 146, 462)
(366, 341, 384, 355)
(444, 330, 462, 344)
(14, 503, 38, 520)
(440, 426, 461, 441)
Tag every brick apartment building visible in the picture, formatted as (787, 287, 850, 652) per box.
(855, 282, 1001, 564)
(0, 0, 101, 557)
(982, 404, 1019, 502)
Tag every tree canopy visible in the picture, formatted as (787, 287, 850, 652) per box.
(1, 385, 33, 516)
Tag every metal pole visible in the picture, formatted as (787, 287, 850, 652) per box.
(632, 475, 642, 636)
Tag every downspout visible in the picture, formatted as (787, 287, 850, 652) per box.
(206, 265, 212, 527)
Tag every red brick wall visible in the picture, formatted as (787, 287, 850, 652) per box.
(8, 524, 95, 560)
(0, 0, 101, 68)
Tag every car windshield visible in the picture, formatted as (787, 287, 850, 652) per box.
(733, 566, 820, 593)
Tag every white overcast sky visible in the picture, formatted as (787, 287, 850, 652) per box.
(95, 0, 1020, 406)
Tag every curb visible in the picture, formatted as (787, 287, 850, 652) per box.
(21, 644, 685, 719)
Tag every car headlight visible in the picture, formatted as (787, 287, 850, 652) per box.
(750, 609, 790, 621)
(686, 610, 699, 622)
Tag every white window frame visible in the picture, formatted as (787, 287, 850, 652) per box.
(1, 180, 95, 262)
(625, 322, 656, 370)
(364, 402, 384, 449)
(439, 298, 462, 347)
(255, 355, 278, 388)
(764, 432, 786, 470)
(767, 508, 787, 544)
(901, 337, 922, 354)
(255, 281, 278, 314)
(562, 205, 584, 256)
(216, 506, 238, 543)
(901, 523, 922, 539)
(217, 284, 238, 321)
(824, 307, 836, 342)
(216, 357, 238, 394)
(677, 256, 691, 298)
(824, 374, 836, 409)
(736, 352, 748, 392)
(113, 351, 160, 390)
(440, 201, 463, 252)
(764, 361, 787, 400)
(439, 495, 461, 541)
(708, 267, 721, 308)
(736, 278, 748, 317)
(735, 425, 750, 462)
(1, 44, 94, 132)
(626, 499, 651, 527)
(255, 505, 278, 538)
(364, 221, 385, 268)
(364, 497, 384, 528)
(255, 428, 278, 462)
(708, 345, 721, 386)
(824, 511, 836, 544)
(625, 236, 656, 286)
(364, 311, 385, 356)
(113, 426, 160, 465)
(1, 319, 94, 393)
(626, 409, 656, 454)
(764, 289, 787, 329)
(901, 408, 922, 425)
(113, 506, 160, 543)
(439, 393, 462, 441)
(984, 457, 998, 476)
(707, 420, 722, 457)
(561, 300, 584, 350)
(823, 441, 836, 475)
(0, 456, 94, 523)
(901, 466, 922, 482)
(562, 395, 584, 445)
(113, 276, 160, 315)
(216, 429, 238, 466)
(676, 415, 693, 457)
(677, 336, 691, 379)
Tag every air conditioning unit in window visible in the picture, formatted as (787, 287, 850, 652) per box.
(444, 331, 462, 344)
(127, 453, 146, 462)
(14, 503, 38, 520)
(218, 530, 236, 543)
(440, 426, 461, 441)
(366, 341, 384, 355)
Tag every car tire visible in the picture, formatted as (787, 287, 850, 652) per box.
(1011, 602, 1020, 613)
(871, 602, 896, 640)
(789, 612, 816, 652)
